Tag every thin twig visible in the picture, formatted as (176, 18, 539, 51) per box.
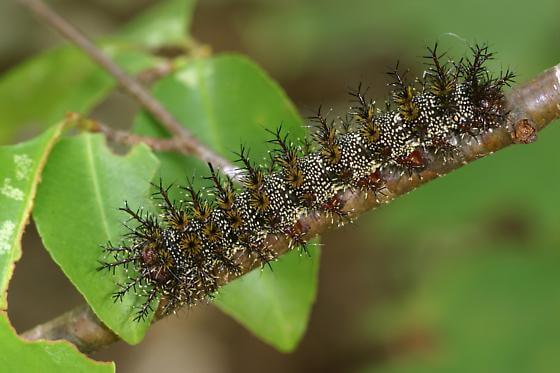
(79, 116, 208, 155)
(17, 0, 238, 179)
(21, 63, 560, 354)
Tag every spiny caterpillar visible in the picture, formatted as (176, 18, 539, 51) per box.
(99, 44, 514, 321)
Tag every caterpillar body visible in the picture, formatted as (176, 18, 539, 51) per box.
(99, 44, 514, 321)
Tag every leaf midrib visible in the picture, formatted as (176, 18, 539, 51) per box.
(84, 137, 111, 239)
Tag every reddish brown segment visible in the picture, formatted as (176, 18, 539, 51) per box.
(285, 220, 306, 238)
(321, 194, 348, 218)
(141, 246, 156, 265)
(356, 169, 382, 189)
(284, 220, 309, 248)
(142, 246, 171, 282)
(397, 148, 425, 168)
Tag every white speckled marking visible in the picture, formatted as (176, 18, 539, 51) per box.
(1, 178, 24, 201)
(0, 220, 16, 255)
(14, 154, 32, 181)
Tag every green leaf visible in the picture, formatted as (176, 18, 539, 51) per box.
(0, 313, 114, 372)
(0, 124, 64, 309)
(133, 54, 320, 350)
(33, 134, 159, 344)
(134, 54, 304, 188)
(0, 46, 157, 145)
(0, 48, 110, 144)
(117, 0, 197, 48)
(214, 242, 321, 352)
(0, 0, 197, 144)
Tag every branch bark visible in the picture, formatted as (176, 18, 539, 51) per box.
(20, 64, 560, 354)
(17, 0, 238, 179)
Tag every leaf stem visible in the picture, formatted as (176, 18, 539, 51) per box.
(78, 116, 220, 156)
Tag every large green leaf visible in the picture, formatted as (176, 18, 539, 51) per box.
(33, 134, 159, 344)
(134, 54, 321, 350)
(215, 242, 321, 352)
(0, 124, 64, 309)
(0, 313, 114, 373)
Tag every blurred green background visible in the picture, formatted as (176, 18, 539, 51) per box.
(2, 0, 560, 372)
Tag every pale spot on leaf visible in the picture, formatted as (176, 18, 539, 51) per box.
(0, 220, 16, 255)
(14, 154, 33, 181)
(1, 179, 24, 201)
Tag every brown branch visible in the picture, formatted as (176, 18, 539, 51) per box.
(20, 64, 560, 354)
(20, 305, 118, 353)
(17, 0, 238, 179)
